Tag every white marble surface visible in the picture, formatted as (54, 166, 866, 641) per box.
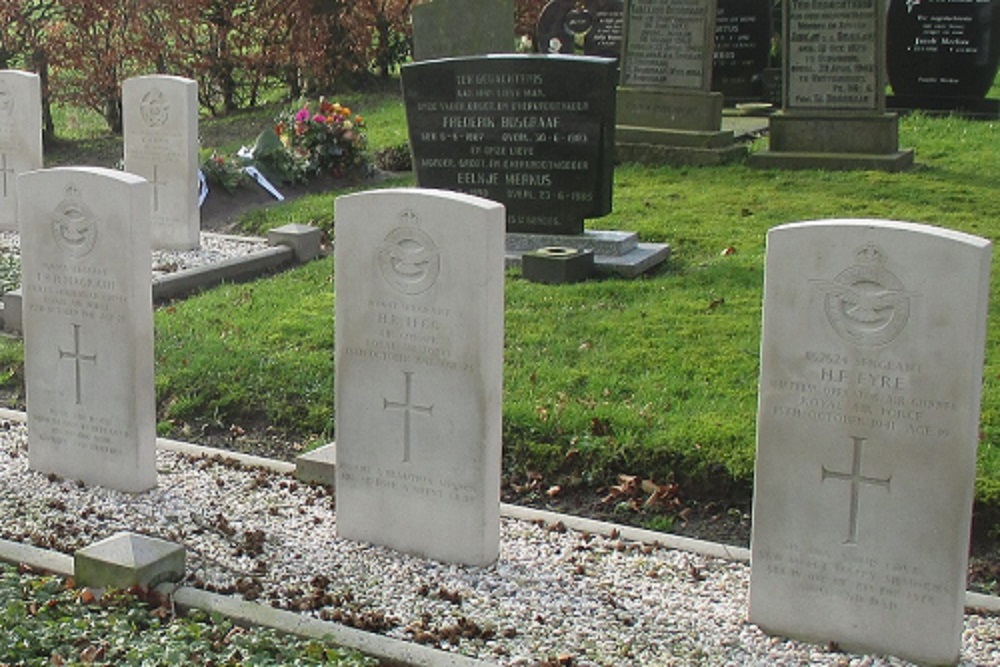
(334, 188, 505, 566)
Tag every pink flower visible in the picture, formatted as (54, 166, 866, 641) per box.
(313, 113, 325, 123)
(294, 107, 311, 122)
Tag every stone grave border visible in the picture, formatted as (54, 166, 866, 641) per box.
(0, 223, 323, 335)
(0, 406, 997, 667)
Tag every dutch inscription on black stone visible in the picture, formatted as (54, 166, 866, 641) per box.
(785, 0, 880, 111)
(712, 0, 772, 100)
(402, 55, 616, 235)
(886, 0, 1000, 103)
(536, 0, 624, 59)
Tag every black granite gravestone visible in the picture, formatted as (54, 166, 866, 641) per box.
(402, 55, 617, 235)
(886, 0, 1000, 109)
(536, 0, 624, 59)
(711, 0, 772, 101)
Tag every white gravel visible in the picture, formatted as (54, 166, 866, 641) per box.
(0, 230, 269, 278)
(0, 419, 997, 666)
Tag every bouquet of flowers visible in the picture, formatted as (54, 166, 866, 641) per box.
(272, 98, 368, 180)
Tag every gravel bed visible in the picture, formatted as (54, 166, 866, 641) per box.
(0, 230, 270, 278)
(0, 420, 997, 666)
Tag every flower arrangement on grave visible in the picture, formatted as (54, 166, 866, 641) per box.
(200, 152, 249, 192)
(269, 98, 368, 181)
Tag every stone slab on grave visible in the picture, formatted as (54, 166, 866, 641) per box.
(123, 75, 201, 250)
(411, 0, 515, 61)
(19, 167, 156, 493)
(711, 0, 772, 104)
(402, 54, 616, 236)
(505, 229, 669, 278)
(886, 0, 1000, 115)
(748, 0, 914, 171)
(0, 70, 43, 232)
(334, 188, 504, 566)
(75, 532, 185, 589)
(616, 0, 743, 166)
(750, 219, 992, 665)
(535, 0, 624, 59)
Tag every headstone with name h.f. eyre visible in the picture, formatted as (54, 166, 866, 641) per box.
(19, 167, 156, 493)
(750, 219, 992, 665)
(402, 54, 616, 236)
(123, 75, 200, 250)
(0, 70, 43, 232)
(411, 0, 515, 61)
(748, 0, 914, 171)
(886, 0, 1000, 112)
(615, 0, 745, 166)
(334, 188, 504, 566)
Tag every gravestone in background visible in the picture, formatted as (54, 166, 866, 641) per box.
(334, 188, 504, 566)
(535, 0, 624, 59)
(615, 0, 745, 165)
(411, 0, 515, 61)
(402, 54, 616, 235)
(750, 219, 992, 665)
(711, 0, 772, 103)
(19, 167, 156, 493)
(748, 0, 914, 171)
(123, 75, 200, 250)
(886, 0, 1000, 113)
(0, 70, 43, 232)
(402, 54, 669, 276)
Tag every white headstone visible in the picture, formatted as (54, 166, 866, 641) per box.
(334, 188, 504, 566)
(0, 70, 43, 232)
(750, 219, 992, 665)
(123, 75, 200, 250)
(19, 167, 156, 493)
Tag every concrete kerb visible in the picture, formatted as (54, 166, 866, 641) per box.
(0, 226, 326, 333)
(0, 405, 998, 666)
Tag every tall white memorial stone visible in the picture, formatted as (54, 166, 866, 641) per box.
(0, 70, 43, 231)
(750, 219, 991, 665)
(334, 188, 504, 566)
(123, 75, 200, 250)
(19, 167, 156, 492)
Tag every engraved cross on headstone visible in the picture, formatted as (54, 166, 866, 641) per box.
(150, 164, 167, 211)
(58, 323, 97, 405)
(383, 370, 433, 463)
(822, 435, 891, 545)
(0, 153, 13, 198)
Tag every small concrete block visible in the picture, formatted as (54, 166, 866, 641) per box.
(268, 223, 323, 263)
(522, 247, 595, 284)
(295, 442, 336, 486)
(2, 289, 22, 334)
(75, 532, 185, 589)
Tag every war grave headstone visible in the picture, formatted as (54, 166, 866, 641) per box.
(19, 167, 156, 493)
(0, 70, 43, 232)
(401, 54, 669, 277)
(411, 0, 515, 61)
(747, 0, 915, 171)
(123, 75, 200, 250)
(535, 0, 624, 59)
(615, 0, 745, 166)
(711, 0, 772, 104)
(750, 219, 991, 665)
(886, 0, 1000, 115)
(333, 188, 504, 566)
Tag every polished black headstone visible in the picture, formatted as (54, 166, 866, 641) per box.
(402, 55, 617, 235)
(536, 0, 624, 59)
(887, 0, 1000, 105)
(711, 0, 772, 101)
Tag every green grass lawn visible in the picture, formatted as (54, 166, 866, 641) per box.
(4, 87, 1000, 523)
